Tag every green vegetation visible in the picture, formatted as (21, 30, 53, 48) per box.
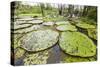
(19, 29, 59, 51)
(62, 55, 96, 63)
(11, 1, 97, 65)
(59, 31, 96, 57)
(56, 24, 77, 31)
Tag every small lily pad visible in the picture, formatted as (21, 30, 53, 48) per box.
(56, 25, 77, 31)
(23, 50, 49, 65)
(59, 31, 96, 57)
(76, 23, 95, 29)
(19, 29, 59, 51)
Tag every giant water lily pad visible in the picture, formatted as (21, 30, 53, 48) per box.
(42, 22, 54, 26)
(76, 23, 95, 29)
(59, 31, 96, 57)
(12, 24, 33, 30)
(61, 55, 96, 63)
(23, 50, 49, 65)
(55, 21, 70, 25)
(56, 24, 77, 31)
(88, 29, 97, 40)
(17, 17, 34, 21)
(11, 21, 26, 25)
(19, 29, 59, 51)
(13, 25, 43, 34)
(28, 20, 43, 24)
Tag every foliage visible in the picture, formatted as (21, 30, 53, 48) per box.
(62, 55, 96, 63)
(23, 50, 49, 65)
(56, 24, 77, 31)
(59, 31, 96, 57)
(19, 29, 59, 51)
(88, 28, 97, 40)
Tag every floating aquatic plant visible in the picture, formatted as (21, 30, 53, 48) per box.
(56, 24, 77, 32)
(59, 31, 96, 57)
(13, 25, 43, 34)
(76, 23, 95, 29)
(23, 50, 49, 65)
(14, 48, 25, 60)
(88, 28, 97, 40)
(19, 29, 59, 51)
(61, 55, 96, 63)
(55, 21, 70, 25)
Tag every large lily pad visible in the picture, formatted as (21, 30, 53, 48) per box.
(59, 31, 96, 57)
(76, 23, 95, 29)
(23, 50, 49, 65)
(88, 29, 97, 40)
(61, 55, 96, 63)
(12, 24, 33, 30)
(28, 19, 43, 24)
(13, 25, 43, 34)
(19, 29, 59, 51)
(17, 17, 34, 21)
(56, 24, 77, 31)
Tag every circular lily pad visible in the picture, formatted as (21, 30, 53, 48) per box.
(19, 29, 59, 51)
(13, 25, 43, 34)
(55, 21, 70, 25)
(88, 29, 97, 40)
(59, 31, 96, 57)
(42, 22, 54, 26)
(56, 24, 77, 31)
(17, 17, 34, 21)
(76, 23, 95, 29)
(23, 50, 49, 65)
(13, 24, 33, 30)
(28, 19, 43, 24)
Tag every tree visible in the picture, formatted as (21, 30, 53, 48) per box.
(68, 5, 74, 18)
(40, 3, 45, 17)
(58, 4, 63, 15)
